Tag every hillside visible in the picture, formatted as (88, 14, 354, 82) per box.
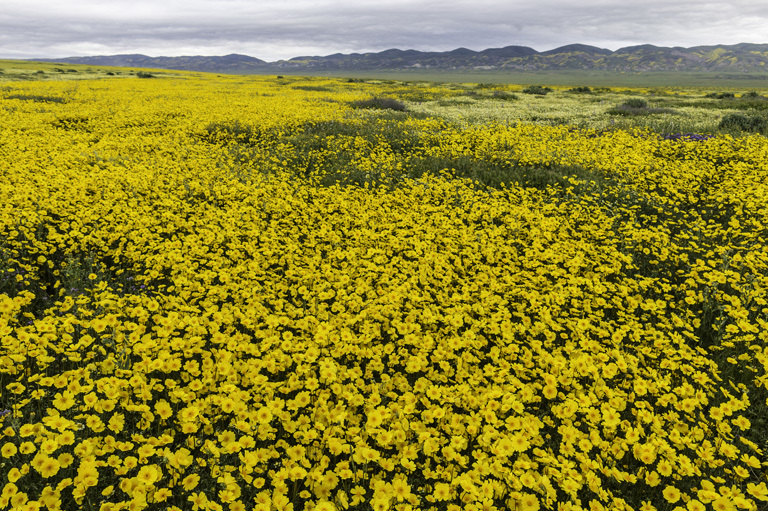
(30, 42, 768, 73)
(31, 53, 267, 73)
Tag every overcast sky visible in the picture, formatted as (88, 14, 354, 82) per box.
(2, 0, 766, 62)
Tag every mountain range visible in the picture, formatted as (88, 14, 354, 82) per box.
(32, 43, 768, 74)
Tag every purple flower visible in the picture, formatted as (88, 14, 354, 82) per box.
(662, 133, 715, 142)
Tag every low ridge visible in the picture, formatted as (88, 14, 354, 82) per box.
(29, 42, 768, 73)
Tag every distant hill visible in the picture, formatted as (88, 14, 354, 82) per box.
(31, 43, 768, 73)
(31, 53, 267, 73)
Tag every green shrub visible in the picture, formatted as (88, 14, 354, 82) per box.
(608, 98, 678, 117)
(705, 92, 735, 99)
(522, 85, 553, 95)
(608, 106, 676, 116)
(492, 91, 518, 101)
(566, 86, 592, 93)
(718, 113, 768, 133)
(623, 98, 649, 109)
(136, 72, 155, 79)
(349, 97, 407, 111)
(292, 85, 332, 92)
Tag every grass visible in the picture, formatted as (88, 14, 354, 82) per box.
(659, 95, 768, 111)
(6, 58, 768, 88)
(248, 68, 768, 88)
(607, 104, 679, 116)
(0, 59, 191, 81)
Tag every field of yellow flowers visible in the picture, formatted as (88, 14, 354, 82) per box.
(1, 72, 768, 511)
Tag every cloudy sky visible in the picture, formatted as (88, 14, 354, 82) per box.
(2, 0, 766, 62)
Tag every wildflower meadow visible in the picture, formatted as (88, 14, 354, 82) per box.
(1, 70, 767, 511)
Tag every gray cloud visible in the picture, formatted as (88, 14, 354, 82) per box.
(2, 0, 766, 61)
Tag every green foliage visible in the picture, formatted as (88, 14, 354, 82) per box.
(718, 112, 768, 133)
(622, 98, 649, 109)
(437, 97, 475, 107)
(211, 114, 623, 196)
(349, 97, 407, 111)
(292, 85, 333, 92)
(665, 95, 768, 112)
(51, 116, 92, 133)
(6, 94, 66, 104)
(0, 243, 24, 297)
(136, 71, 155, 78)
(59, 252, 104, 296)
(566, 86, 592, 93)
(203, 121, 260, 145)
(491, 90, 518, 101)
(608, 98, 677, 117)
(705, 92, 735, 99)
(521, 85, 553, 95)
